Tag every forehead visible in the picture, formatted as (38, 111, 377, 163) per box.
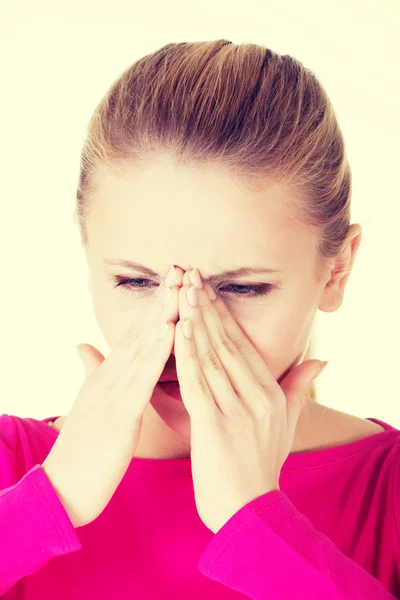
(89, 160, 315, 267)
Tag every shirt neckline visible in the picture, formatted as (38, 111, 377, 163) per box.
(41, 416, 398, 473)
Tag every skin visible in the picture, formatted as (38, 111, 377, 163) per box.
(55, 153, 384, 459)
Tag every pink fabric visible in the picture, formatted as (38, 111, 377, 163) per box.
(0, 412, 399, 599)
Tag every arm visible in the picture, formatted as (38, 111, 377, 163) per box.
(198, 490, 398, 600)
(0, 464, 82, 595)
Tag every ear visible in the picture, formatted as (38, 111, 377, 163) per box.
(319, 224, 363, 313)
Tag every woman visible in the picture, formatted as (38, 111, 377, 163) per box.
(1, 40, 399, 599)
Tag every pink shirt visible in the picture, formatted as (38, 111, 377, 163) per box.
(0, 412, 399, 599)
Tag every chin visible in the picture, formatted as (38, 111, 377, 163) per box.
(149, 385, 192, 439)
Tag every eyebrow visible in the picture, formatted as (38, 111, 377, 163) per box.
(104, 259, 281, 283)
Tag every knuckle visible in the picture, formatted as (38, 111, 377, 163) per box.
(217, 304, 230, 322)
(198, 347, 221, 371)
(200, 301, 214, 316)
(120, 323, 138, 346)
(194, 374, 210, 396)
(217, 332, 238, 355)
(118, 333, 137, 354)
(233, 334, 253, 354)
(258, 394, 278, 416)
(190, 313, 203, 328)
(131, 333, 147, 357)
(93, 367, 119, 397)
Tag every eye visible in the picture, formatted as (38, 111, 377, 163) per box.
(112, 277, 157, 294)
(112, 277, 274, 301)
(221, 283, 274, 300)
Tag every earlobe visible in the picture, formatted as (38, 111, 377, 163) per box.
(318, 258, 349, 313)
(319, 287, 344, 313)
(318, 224, 363, 314)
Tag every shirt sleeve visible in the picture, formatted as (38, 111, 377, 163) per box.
(392, 442, 400, 539)
(0, 464, 82, 595)
(198, 490, 398, 600)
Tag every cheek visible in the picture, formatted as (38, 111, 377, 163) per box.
(90, 290, 147, 349)
(233, 305, 311, 381)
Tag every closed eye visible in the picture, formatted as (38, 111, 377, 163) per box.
(111, 277, 274, 301)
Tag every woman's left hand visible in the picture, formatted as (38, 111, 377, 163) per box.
(173, 268, 328, 534)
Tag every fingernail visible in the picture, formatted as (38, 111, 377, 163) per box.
(165, 265, 176, 287)
(312, 361, 329, 381)
(204, 282, 217, 300)
(189, 268, 203, 289)
(183, 318, 192, 339)
(187, 285, 198, 307)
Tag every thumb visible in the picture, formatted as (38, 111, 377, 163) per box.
(280, 360, 329, 401)
(75, 343, 106, 379)
(280, 360, 329, 433)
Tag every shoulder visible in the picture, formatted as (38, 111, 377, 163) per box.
(0, 413, 20, 452)
(390, 438, 400, 541)
(0, 413, 54, 489)
(392, 439, 400, 488)
(0, 414, 22, 488)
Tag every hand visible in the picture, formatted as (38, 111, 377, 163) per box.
(42, 266, 178, 528)
(173, 268, 328, 534)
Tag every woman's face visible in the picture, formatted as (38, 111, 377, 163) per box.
(82, 155, 356, 455)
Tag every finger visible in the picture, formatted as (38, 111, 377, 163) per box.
(93, 306, 175, 421)
(178, 283, 237, 414)
(171, 266, 185, 288)
(105, 268, 178, 374)
(201, 284, 278, 393)
(174, 318, 215, 420)
(194, 284, 269, 412)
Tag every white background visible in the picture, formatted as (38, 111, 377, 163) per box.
(0, 0, 399, 426)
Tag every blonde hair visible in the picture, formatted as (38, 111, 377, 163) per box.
(76, 40, 355, 403)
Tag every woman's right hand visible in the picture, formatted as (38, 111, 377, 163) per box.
(42, 266, 181, 528)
